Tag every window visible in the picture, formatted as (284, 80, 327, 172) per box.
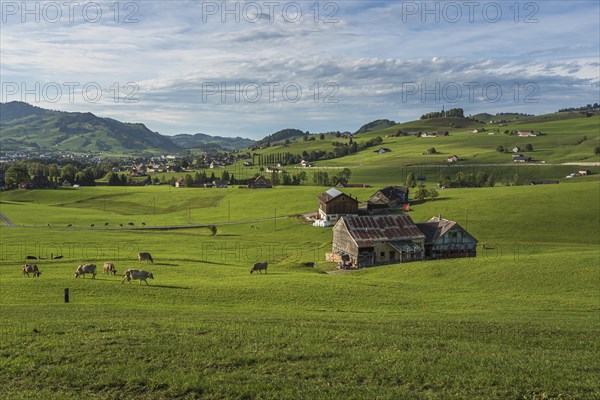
(389, 251, 396, 260)
(380, 251, 385, 258)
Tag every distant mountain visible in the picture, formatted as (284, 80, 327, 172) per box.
(256, 128, 307, 146)
(170, 133, 255, 152)
(0, 101, 181, 154)
(355, 119, 397, 134)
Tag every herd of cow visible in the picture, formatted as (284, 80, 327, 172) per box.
(21, 253, 269, 282)
(21, 252, 156, 285)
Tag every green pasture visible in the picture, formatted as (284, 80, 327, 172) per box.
(0, 181, 598, 398)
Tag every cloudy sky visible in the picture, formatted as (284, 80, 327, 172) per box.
(1, 0, 599, 138)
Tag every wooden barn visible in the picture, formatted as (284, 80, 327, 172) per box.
(416, 216, 478, 259)
(317, 188, 359, 222)
(249, 175, 272, 189)
(367, 186, 409, 211)
(331, 215, 425, 267)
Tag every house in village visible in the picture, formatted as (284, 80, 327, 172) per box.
(578, 169, 592, 176)
(447, 155, 460, 163)
(213, 180, 228, 188)
(335, 183, 371, 189)
(517, 130, 539, 137)
(367, 186, 409, 211)
(512, 154, 531, 162)
(416, 216, 478, 259)
(300, 160, 313, 168)
(331, 215, 426, 267)
(248, 175, 272, 189)
(317, 188, 359, 222)
(436, 131, 449, 137)
(374, 148, 392, 154)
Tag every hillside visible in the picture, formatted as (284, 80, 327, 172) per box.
(170, 133, 255, 152)
(354, 119, 397, 134)
(0, 102, 182, 154)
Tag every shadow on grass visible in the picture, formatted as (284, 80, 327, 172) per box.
(149, 284, 191, 290)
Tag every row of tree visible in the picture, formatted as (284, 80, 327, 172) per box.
(421, 108, 465, 119)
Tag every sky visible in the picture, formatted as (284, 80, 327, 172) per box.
(1, 0, 599, 139)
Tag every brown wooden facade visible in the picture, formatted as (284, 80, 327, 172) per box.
(318, 188, 359, 221)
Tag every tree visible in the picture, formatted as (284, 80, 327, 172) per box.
(439, 175, 451, 188)
(405, 172, 416, 188)
(319, 133, 325, 140)
(221, 170, 230, 182)
(183, 174, 194, 188)
(524, 143, 534, 152)
(428, 188, 439, 201)
(60, 164, 77, 183)
(108, 172, 120, 186)
(4, 164, 29, 188)
(496, 145, 505, 153)
(414, 185, 428, 201)
(595, 146, 600, 156)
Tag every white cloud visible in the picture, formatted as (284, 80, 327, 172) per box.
(1, 0, 598, 138)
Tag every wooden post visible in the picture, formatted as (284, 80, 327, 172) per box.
(64, 288, 70, 303)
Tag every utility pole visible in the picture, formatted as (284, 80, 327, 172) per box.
(274, 208, 277, 231)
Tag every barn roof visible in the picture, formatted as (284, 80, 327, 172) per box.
(318, 188, 356, 204)
(340, 215, 425, 247)
(416, 216, 477, 243)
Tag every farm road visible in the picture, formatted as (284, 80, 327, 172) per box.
(0, 213, 16, 227)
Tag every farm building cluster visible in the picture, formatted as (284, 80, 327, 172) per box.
(315, 187, 478, 267)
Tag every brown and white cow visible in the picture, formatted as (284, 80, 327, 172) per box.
(103, 262, 117, 276)
(137, 252, 154, 264)
(22, 264, 41, 278)
(121, 269, 154, 285)
(250, 262, 268, 274)
(74, 264, 96, 279)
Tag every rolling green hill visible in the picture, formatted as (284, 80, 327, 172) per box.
(0, 181, 598, 398)
(170, 133, 255, 152)
(0, 101, 181, 154)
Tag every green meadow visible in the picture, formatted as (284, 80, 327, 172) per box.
(0, 179, 598, 399)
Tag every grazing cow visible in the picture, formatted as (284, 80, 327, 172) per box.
(25, 255, 37, 260)
(121, 269, 154, 285)
(103, 262, 117, 276)
(250, 262, 268, 274)
(22, 264, 41, 278)
(138, 252, 153, 264)
(74, 264, 96, 279)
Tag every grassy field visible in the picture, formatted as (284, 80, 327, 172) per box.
(0, 180, 598, 399)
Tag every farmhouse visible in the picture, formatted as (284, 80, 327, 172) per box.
(317, 188, 359, 222)
(512, 154, 531, 162)
(447, 155, 459, 163)
(300, 160, 313, 168)
(367, 186, 409, 211)
(248, 175, 272, 189)
(375, 148, 392, 154)
(331, 215, 425, 267)
(436, 131, 449, 137)
(517, 130, 539, 137)
(416, 216, 478, 259)
(578, 169, 592, 176)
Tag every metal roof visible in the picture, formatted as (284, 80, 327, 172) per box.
(341, 215, 425, 248)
